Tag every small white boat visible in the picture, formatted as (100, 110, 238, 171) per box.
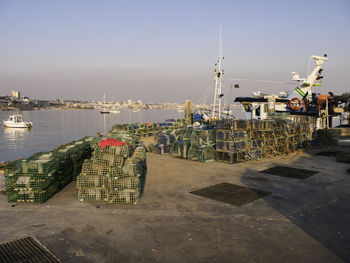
(3, 114, 32, 128)
(177, 109, 184, 113)
(110, 110, 120, 114)
(221, 110, 233, 115)
(133, 109, 140, 112)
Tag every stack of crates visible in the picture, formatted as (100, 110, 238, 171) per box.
(273, 120, 288, 154)
(153, 133, 173, 154)
(215, 127, 248, 164)
(4, 137, 93, 203)
(76, 133, 146, 204)
(110, 119, 186, 138)
(260, 120, 277, 157)
(246, 130, 263, 160)
(54, 136, 93, 182)
(187, 127, 216, 162)
(215, 119, 315, 164)
(169, 126, 193, 159)
(5, 152, 71, 203)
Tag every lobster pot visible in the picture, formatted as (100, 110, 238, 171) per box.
(216, 151, 247, 164)
(274, 128, 287, 137)
(80, 159, 113, 177)
(7, 182, 61, 203)
(250, 139, 263, 149)
(107, 189, 140, 204)
(94, 145, 130, 159)
(76, 175, 108, 189)
(125, 148, 146, 169)
(232, 131, 247, 140)
(109, 177, 140, 191)
(229, 140, 248, 152)
(170, 140, 190, 159)
(179, 127, 193, 140)
(158, 134, 170, 146)
(215, 130, 226, 141)
(251, 130, 263, 140)
(276, 136, 287, 146)
(178, 140, 190, 158)
(201, 146, 216, 162)
(215, 141, 226, 151)
(6, 174, 56, 191)
(188, 145, 201, 161)
(216, 120, 245, 131)
(78, 188, 107, 202)
(275, 145, 288, 154)
(122, 164, 143, 178)
(248, 120, 264, 131)
(91, 151, 124, 167)
(20, 157, 66, 178)
(262, 131, 275, 140)
(190, 129, 215, 146)
(249, 149, 262, 160)
(154, 144, 170, 154)
(263, 120, 276, 131)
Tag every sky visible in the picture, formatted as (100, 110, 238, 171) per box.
(0, 0, 349, 103)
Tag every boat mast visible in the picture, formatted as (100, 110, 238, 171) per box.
(103, 93, 106, 112)
(211, 23, 224, 119)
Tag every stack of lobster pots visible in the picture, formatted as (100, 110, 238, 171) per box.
(4, 136, 93, 203)
(76, 133, 146, 204)
(169, 126, 193, 159)
(215, 119, 313, 164)
(215, 124, 252, 164)
(187, 127, 216, 162)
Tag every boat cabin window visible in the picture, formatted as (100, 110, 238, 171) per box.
(9, 116, 13, 122)
(255, 106, 260, 117)
(15, 116, 22, 123)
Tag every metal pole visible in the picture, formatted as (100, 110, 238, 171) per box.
(326, 98, 329, 129)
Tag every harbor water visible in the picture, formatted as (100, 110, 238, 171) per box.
(0, 109, 181, 162)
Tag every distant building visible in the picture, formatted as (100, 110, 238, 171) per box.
(11, 90, 20, 99)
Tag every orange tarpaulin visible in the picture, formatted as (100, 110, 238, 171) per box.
(98, 138, 129, 149)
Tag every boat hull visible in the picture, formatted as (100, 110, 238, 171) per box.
(3, 121, 32, 128)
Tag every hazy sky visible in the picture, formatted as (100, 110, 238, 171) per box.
(0, 0, 349, 103)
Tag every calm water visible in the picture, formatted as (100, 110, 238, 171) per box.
(0, 109, 181, 162)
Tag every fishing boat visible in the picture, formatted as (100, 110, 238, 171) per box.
(3, 114, 32, 128)
(110, 109, 120, 114)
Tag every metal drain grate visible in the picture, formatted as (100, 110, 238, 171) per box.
(316, 151, 338, 157)
(190, 182, 270, 207)
(260, 165, 319, 179)
(0, 236, 60, 263)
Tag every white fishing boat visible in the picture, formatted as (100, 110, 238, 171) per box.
(110, 109, 120, 114)
(3, 114, 32, 128)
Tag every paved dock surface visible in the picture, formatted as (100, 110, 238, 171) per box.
(0, 148, 349, 263)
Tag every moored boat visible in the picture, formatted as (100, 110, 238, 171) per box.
(3, 114, 33, 128)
